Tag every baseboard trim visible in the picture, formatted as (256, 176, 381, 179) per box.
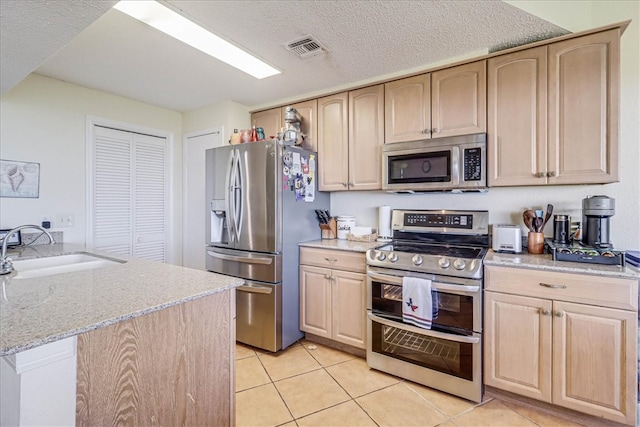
(302, 334, 366, 359)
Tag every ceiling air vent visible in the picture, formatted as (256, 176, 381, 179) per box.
(285, 35, 327, 58)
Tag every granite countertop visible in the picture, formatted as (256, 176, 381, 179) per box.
(485, 250, 640, 280)
(299, 239, 382, 253)
(0, 243, 243, 356)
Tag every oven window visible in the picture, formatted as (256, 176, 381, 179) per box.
(371, 320, 474, 381)
(372, 281, 474, 334)
(388, 151, 451, 183)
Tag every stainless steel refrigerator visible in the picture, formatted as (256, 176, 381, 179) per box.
(205, 140, 329, 352)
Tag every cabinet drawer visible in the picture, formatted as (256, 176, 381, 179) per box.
(485, 265, 637, 311)
(299, 247, 366, 273)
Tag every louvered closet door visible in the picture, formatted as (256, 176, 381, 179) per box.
(91, 126, 168, 262)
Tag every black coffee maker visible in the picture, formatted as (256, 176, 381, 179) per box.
(581, 195, 615, 248)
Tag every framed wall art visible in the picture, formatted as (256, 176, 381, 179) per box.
(0, 159, 40, 198)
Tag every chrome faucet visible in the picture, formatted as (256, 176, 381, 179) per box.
(0, 225, 56, 275)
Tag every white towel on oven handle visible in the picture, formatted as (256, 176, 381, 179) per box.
(402, 276, 435, 330)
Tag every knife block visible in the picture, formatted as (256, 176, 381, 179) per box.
(320, 218, 337, 239)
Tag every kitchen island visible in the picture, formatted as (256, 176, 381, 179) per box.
(0, 243, 242, 426)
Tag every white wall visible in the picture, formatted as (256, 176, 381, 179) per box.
(331, 3, 640, 250)
(183, 100, 250, 143)
(0, 74, 184, 264)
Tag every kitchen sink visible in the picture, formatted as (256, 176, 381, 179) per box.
(10, 252, 126, 279)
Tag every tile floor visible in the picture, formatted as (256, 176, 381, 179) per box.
(235, 340, 586, 427)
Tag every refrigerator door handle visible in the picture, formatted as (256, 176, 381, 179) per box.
(234, 148, 243, 241)
(226, 149, 237, 243)
(207, 250, 273, 265)
(237, 284, 273, 294)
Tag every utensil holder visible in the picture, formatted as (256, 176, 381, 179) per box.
(320, 218, 337, 239)
(527, 232, 545, 254)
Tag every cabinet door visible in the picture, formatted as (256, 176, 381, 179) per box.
(284, 99, 318, 152)
(348, 85, 384, 191)
(552, 301, 636, 425)
(484, 291, 552, 402)
(318, 92, 349, 191)
(251, 108, 282, 139)
(299, 265, 332, 338)
(331, 270, 366, 349)
(488, 47, 547, 187)
(547, 29, 620, 184)
(384, 74, 431, 143)
(431, 61, 486, 138)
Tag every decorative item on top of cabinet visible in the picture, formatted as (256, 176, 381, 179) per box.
(251, 107, 282, 140)
(282, 99, 318, 152)
(488, 29, 620, 186)
(484, 265, 637, 426)
(299, 247, 367, 349)
(385, 60, 486, 144)
(317, 84, 384, 192)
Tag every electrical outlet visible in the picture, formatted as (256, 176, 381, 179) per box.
(53, 213, 74, 228)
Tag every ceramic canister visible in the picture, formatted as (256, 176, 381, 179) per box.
(336, 215, 356, 240)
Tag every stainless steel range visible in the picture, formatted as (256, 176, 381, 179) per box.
(366, 209, 489, 402)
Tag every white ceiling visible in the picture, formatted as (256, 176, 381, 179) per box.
(1, 0, 568, 112)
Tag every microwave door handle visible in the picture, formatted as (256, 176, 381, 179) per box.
(367, 312, 480, 344)
(367, 271, 480, 294)
(451, 147, 460, 186)
(225, 149, 236, 243)
(233, 149, 243, 241)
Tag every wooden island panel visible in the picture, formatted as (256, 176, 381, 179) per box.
(76, 290, 234, 426)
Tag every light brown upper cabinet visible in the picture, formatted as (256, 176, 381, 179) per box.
(431, 61, 487, 138)
(251, 107, 282, 139)
(385, 61, 486, 143)
(282, 99, 318, 152)
(488, 29, 620, 186)
(252, 101, 318, 151)
(317, 85, 384, 192)
(488, 47, 548, 186)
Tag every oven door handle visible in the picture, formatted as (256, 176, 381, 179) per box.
(368, 312, 480, 344)
(366, 271, 480, 294)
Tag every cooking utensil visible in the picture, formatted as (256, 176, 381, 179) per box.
(523, 210, 536, 232)
(533, 216, 543, 232)
(541, 204, 554, 231)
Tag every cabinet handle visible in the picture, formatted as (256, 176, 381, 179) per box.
(540, 309, 551, 316)
(534, 172, 544, 178)
(342, 182, 348, 187)
(348, 182, 354, 187)
(324, 257, 337, 263)
(324, 274, 331, 280)
(547, 171, 557, 177)
(432, 128, 439, 134)
(554, 311, 564, 317)
(423, 128, 431, 134)
(539, 282, 567, 289)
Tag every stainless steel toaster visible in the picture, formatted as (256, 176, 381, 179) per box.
(492, 224, 522, 253)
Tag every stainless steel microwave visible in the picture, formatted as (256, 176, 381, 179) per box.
(382, 133, 487, 192)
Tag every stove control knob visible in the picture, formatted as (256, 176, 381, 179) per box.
(438, 257, 451, 269)
(388, 252, 398, 263)
(376, 251, 386, 261)
(412, 254, 424, 266)
(453, 258, 467, 270)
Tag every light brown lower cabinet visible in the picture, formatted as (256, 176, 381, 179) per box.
(299, 247, 366, 349)
(76, 290, 235, 426)
(484, 265, 637, 426)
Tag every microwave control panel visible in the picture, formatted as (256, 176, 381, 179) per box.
(463, 148, 482, 181)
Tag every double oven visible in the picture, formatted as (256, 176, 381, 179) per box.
(366, 210, 488, 402)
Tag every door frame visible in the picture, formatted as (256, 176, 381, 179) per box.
(85, 115, 176, 263)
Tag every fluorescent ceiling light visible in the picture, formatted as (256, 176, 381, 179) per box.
(113, 0, 280, 79)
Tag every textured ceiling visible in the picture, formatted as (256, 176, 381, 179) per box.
(1, 0, 567, 112)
